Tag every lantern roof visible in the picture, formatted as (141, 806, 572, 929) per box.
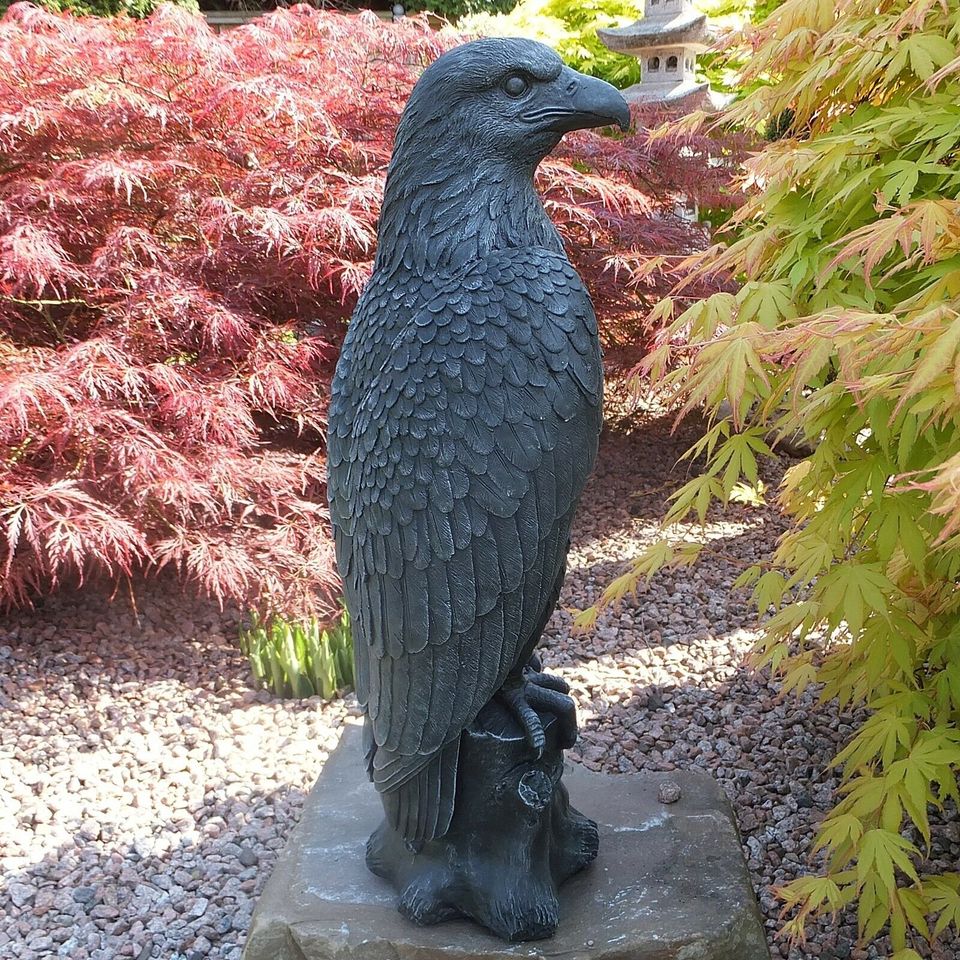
(598, 3, 710, 54)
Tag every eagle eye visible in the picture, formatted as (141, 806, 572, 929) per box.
(502, 74, 529, 98)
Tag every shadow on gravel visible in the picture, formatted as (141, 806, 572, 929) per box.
(580, 414, 702, 538)
(1, 780, 312, 960)
(0, 571, 254, 698)
(566, 517, 781, 586)
(557, 518, 787, 660)
(575, 415, 790, 560)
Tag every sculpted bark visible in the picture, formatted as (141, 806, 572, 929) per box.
(327, 37, 628, 941)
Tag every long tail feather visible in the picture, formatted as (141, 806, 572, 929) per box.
(379, 738, 460, 842)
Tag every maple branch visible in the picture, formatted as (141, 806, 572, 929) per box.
(1, 296, 94, 308)
(110, 68, 174, 104)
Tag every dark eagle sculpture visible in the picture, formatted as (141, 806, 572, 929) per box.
(328, 39, 629, 849)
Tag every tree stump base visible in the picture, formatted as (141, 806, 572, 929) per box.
(365, 702, 598, 941)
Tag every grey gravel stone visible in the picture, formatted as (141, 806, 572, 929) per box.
(190, 935, 213, 956)
(657, 779, 682, 804)
(184, 898, 209, 920)
(237, 848, 258, 868)
(8, 882, 36, 908)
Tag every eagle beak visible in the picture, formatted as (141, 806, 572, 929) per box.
(551, 67, 631, 134)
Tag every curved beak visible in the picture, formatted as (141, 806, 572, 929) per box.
(548, 66, 631, 134)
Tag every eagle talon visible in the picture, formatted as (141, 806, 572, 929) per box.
(498, 681, 546, 758)
(498, 672, 578, 755)
(523, 668, 569, 694)
(525, 682, 578, 749)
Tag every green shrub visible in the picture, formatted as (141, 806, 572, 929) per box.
(239, 609, 354, 700)
(695, 0, 785, 96)
(405, 0, 519, 25)
(461, 0, 643, 88)
(11, 0, 199, 17)
(580, 0, 960, 954)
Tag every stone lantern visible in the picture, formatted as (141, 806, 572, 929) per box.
(597, 0, 726, 109)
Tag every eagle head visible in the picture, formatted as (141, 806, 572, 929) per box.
(394, 38, 631, 171)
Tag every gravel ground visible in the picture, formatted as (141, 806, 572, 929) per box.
(2, 405, 958, 960)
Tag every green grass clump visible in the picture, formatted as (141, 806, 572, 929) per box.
(239, 609, 353, 700)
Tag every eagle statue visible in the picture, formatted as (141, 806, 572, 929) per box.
(327, 38, 629, 853)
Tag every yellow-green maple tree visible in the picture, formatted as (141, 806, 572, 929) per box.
(579, 1, 960, 954)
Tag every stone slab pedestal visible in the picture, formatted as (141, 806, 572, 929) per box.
(242, 722, 770, 960)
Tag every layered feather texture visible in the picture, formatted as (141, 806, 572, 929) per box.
(331, 247, 602, 841)
(328, 39, 609, 842)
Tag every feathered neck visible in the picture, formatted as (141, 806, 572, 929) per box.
(374, 133, 563, 276)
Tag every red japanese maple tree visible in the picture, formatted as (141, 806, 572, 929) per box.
(0, 2, 738, 613)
